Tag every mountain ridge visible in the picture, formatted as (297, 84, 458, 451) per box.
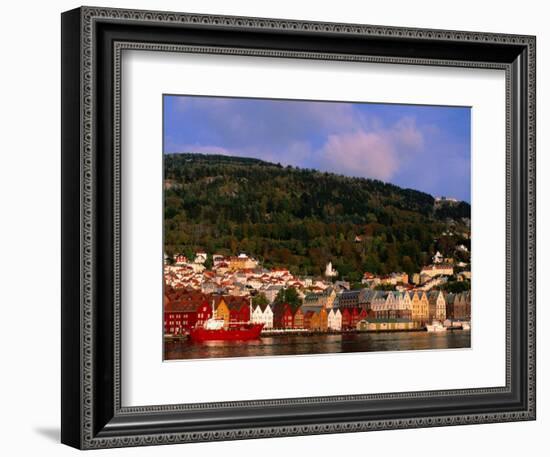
(164, 151, 468, 205)
(164, 152, 471, 281)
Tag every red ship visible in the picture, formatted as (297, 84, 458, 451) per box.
(189, 320, 264, 342)
(188, 298, 264, 342)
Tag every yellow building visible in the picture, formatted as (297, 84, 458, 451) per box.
(420, 292, 430, 323)
(411, 291, 429, 324)
(411, 292, 421, 321)
(214, 298, 230, 326)
(305, 307, 328, 331)
(309, 312, 320, 330)
(227, 254, 259, 271)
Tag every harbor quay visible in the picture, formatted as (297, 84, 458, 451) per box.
(164, 251, 470, 349)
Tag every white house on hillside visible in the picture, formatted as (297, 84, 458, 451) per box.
(421, 264, 454, 278)
(433, 251, 444, 263)
(194, 252, 208, 264)
(325, 262, 338, 278)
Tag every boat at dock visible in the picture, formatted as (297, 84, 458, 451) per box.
(426, 320, 447, 332)
(188, 299, 264, 342)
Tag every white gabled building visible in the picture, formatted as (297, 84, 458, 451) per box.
(401, 291, 412, 313)
(251, 304, 264, 325)
(262, 304, 274, 329)
(328, 308, 342, 331)
(371, 291, 396, 316)
(370, 291, 413, 320)
(251, 303, 273, 329)
(428, 290, 447, 321)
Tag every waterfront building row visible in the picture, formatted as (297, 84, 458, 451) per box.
(164, 287, 470, 335)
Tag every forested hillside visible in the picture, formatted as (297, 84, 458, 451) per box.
(164, 153, 470, 281)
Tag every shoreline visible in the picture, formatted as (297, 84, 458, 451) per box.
(164, 327, 470, 342)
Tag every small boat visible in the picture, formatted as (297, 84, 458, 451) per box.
(426, 320, 447, 332)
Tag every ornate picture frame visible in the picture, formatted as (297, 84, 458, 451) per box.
(61, 6, 536, 449)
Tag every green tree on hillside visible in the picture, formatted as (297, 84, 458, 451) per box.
(273, 288, 302, 312)
(252, 293, 269, 308)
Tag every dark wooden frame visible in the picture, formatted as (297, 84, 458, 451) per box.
(61, 6, 536, 449)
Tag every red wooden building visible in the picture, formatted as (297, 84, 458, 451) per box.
(164, 300, 212, 335)
(350, 307, 361, 329)
(341, 308, 352, 330)
(273, 303, 294, 329)
(164, 287, 213, 335)
(227, 297, 251, 324)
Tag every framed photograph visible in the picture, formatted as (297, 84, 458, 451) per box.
(61, 6, 536, 449)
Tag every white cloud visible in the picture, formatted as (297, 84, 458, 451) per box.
(317, 117, 424, 181)
(392, 116, 424, 149)
(320, 131, 399, 181)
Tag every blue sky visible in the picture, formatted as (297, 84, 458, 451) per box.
(164, 95, 471, 202)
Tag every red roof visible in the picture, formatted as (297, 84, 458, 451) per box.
(214, 295, 249, 309)
(165, 299, 209, 313)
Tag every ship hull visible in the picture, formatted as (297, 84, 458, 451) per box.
(189, 324, 264, 342)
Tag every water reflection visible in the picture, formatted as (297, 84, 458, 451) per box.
(164, 330, 471, 361)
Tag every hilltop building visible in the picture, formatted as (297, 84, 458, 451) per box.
(325, 262, 338, 278)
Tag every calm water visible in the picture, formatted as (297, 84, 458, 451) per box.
(164, 330, 471, 360)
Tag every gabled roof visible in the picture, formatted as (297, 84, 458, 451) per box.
(165, 299, 209, 313)
(359, 289, 378, 303)
(300, 304, 323, 314)
(427, 290, 445, 302)
(252, 302, 272, 312)
(340, 290, 360, 298)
